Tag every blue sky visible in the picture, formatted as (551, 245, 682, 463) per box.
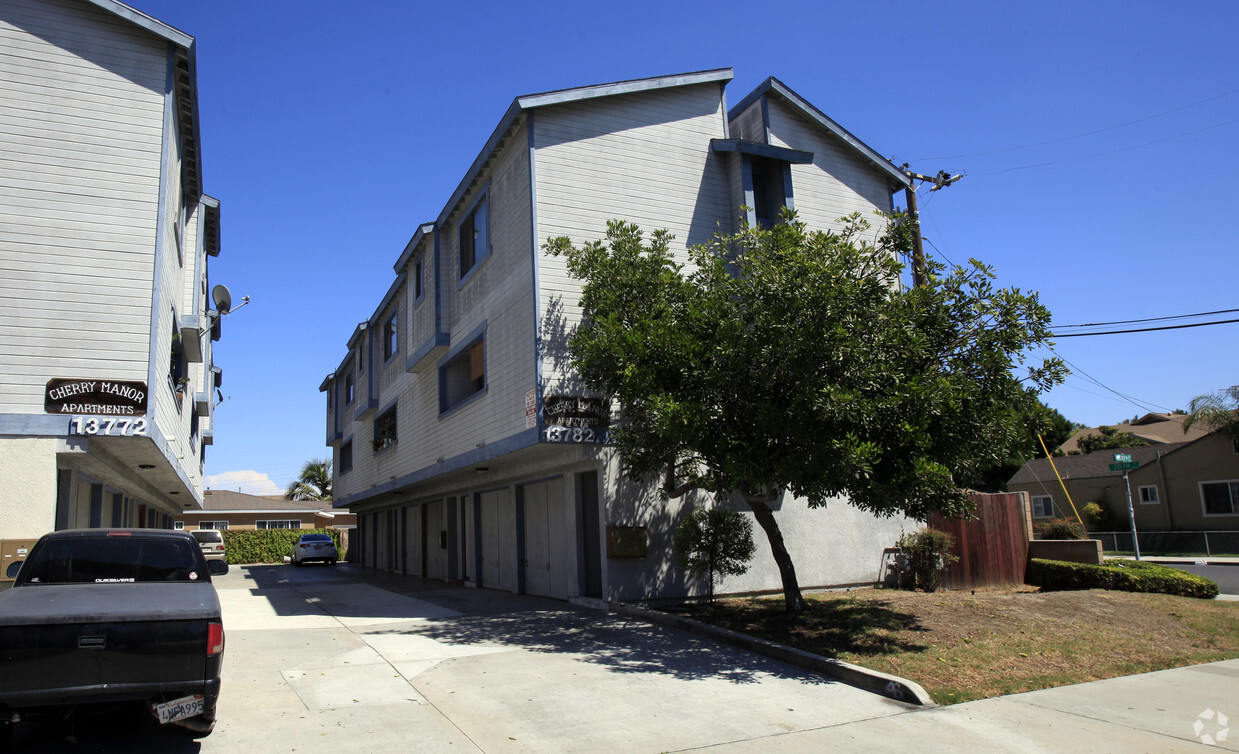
(126, 0, 1239, 494)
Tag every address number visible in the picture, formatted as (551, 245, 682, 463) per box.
(543, 426, 606, 444)
(70, 416, 149, 437)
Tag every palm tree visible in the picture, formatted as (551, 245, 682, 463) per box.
(285, 458, 332, 501)
(1183, 386, 1239, 441)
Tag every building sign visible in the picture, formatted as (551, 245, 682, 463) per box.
(541, 395, 610, 444)
(45, 378, 148, 416)
(543, 396, 610, 428)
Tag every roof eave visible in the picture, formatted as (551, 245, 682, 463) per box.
(731, 77, 911, 188)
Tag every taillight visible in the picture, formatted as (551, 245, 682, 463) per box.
(207, 622, 224, 656)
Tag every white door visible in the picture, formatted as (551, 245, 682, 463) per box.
(479, 490, 516, 592)
(523, 478, 571, 598)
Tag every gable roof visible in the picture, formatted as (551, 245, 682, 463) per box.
(437, 68, 735, 228)
(1058, 413, 1209, 454)
(728, 77, 912, 189)
(1008, 441, 1190, 487)
(199, 489, 333, 513)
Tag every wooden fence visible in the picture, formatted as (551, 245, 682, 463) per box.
(928, 491, 1033, 589)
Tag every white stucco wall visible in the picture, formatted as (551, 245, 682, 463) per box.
(0, 438, 58, 539)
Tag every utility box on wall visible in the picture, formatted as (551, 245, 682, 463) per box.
(1, 539, 39, 582)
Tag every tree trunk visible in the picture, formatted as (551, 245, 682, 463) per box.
(745, 495, 808, 613)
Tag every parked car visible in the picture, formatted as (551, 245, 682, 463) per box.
(0, 529, 227, 745)
(292, 533, 337, 566)
(191, 529, 226, 562)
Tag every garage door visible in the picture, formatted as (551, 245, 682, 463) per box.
(479, 490, 517, 592)
(402, 506, 422, 576)
(425, 500, 447, 580)
(523, 478, 571, 599)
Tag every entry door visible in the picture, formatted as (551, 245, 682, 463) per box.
(523, 478, 570, 598)
(425, 500, 447, 580)
(479, 490, 516, 592)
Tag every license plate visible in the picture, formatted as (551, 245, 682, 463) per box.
(153, 694, 205, 724)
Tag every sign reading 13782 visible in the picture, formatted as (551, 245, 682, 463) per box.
(70, 416, 149, 437)
(543, 425, 608, 444)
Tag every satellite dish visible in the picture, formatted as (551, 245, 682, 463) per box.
(211, 285, 232, 314)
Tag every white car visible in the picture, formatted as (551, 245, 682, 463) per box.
(291, 533, 337, 566)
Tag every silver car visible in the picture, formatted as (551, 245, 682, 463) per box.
(291, 533, 337, 566)
(191, 529, 226, 562)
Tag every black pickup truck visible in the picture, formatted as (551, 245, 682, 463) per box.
(0, 529, 227, 745)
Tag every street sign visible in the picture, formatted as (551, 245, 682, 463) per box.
(1113, 453, 1133, 463)
(1109, 461, 1140, 471)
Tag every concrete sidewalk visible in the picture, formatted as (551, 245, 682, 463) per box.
(208, 564, 1238, 753)
(696, 660, 1239, 752)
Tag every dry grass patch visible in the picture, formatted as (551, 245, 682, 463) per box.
(670, 587, 1239, 705)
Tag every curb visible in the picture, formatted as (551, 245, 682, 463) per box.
(610, 601, 936, 708)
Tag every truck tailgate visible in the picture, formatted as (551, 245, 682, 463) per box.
(0, 583, 220, 703)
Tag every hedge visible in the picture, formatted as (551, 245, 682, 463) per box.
(1026, 557, 1219, 599)
(219, 528, 345, 565)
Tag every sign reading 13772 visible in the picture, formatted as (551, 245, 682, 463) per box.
(70, 416, 149, 437)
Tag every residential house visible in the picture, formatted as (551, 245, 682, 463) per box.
(321, 69, 919, 602)
(0, 0, 225, 540)
(1058, 412, 1207, 455)
(178, 489, 356, 532)
(1009, 431, 1239, 532)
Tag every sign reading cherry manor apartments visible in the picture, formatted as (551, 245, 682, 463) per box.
(45, 378, 149, 416)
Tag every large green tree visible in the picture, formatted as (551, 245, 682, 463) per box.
(978, 400, 1078, 490)
(546, 211, 1063, 612)
(1183, 385, 1239, 442)
(285, 458, 332, 501)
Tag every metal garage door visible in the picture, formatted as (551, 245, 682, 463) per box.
(479, 490, 517, 592)
(425, 500, 447, 580)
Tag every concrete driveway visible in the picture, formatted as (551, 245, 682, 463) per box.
(200, 563, 911, 753)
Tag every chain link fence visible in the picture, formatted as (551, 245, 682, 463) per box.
(1089, 531, 1239, 557)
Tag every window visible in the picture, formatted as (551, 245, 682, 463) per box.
(199, 521, 229, 530)
(1031, 495, 1054, 518)
(374, 405, 397, 452)
(340, 440, 353, 473)
(174, 521, 184, 530)
(257, 520, 302, 530)
(1139, 485, 1159, 504)
(459, 193, 489, 280)
(1201, 481, 1239, 515)
(384, 312, 398, 360)
(358, 340, 364, 375)
(749, 156, 788, 229)
(440, 337, 485, 412)
(345, 373, 354, 405)
(414, 255, 424, 302)
(19, 537, 200, 584)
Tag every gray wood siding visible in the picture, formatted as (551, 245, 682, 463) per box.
(338, 122, 536, 500)
(405, 234, 435, 363)
(534, 83, 730, 393)
(764, 98, 893, 232)
(730, 100, 765, 143)
(0, 0, 166, 412)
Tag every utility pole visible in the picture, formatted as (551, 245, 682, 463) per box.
(901, 169, 962, 287)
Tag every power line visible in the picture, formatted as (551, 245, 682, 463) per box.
(972, 116, 1239, 176)
(1048, 347, 1168, 415)
(1052, 318, 1239, 338)
(916, 86, 1239, 162)
(1054, 307, 1239, 329)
